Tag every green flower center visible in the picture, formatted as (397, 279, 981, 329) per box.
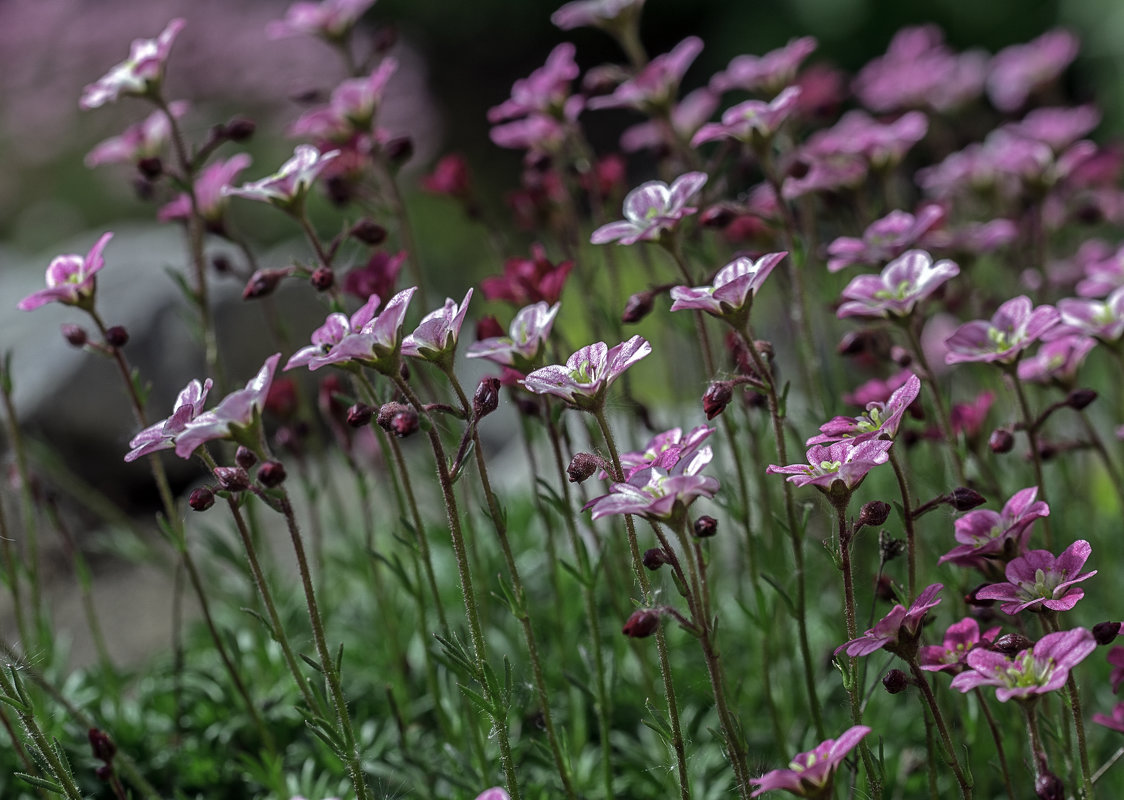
(988, 327, 1015, 351)
(874, 280, 915, 302)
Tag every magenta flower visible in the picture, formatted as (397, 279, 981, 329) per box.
(466, 301, 560, 371)
(804, 110, 928, 170)
(521, 336, 651, 410)
(837, 250, 959, 319)
(691, 87, 801, 147)
(588, 36, 703, 113)
(617, 425, 713, 479)
(975, 540, 1096, 615)
(159, 153, 253, 225)
(267, 0, 376, 40)
(18, 232, 114, 312)
(80, 18, 186, 109)
(344, 251, 406, 302)
(987, 29, 1079, 112)
(590, 171, 707, 246)
(1053, 287, 1124, 341)
(291, 59, 398, 140)
(835, 583, 943, 659)
(1005, 104, 1101, 153)
(950, 627, 1096, 702)
(669, 252, 786, 322)
(1109, 646, 1124, 694)
(124, 379, 213, 462)
(551, 0, 645, 31)
(585, 437, 718, 522)
(621, 88, 717, 154)
(1093, 702, 1124, 734)
(1076, 242, 1124, 297)
(285, 294, 384, 372)
(749, 725, 870, 799)
(919, 218, 1017, 256)
(918, 617, 1000, 674)
(174, 354, 281, 458)
(85, 101, 189, 168)
(401, 289, 473, 362)
(939, 486, 1049, 568)
(710, 36, 817, 96)
(1016, 334, 1095, 385)
(826, 205, 945, 273)
(766, 439, 893, 494)
(223, 145, 340, 211)
(843, 369, 914, 407)
(481, 244, 572, 307)
(806, 373, 921, 446)
(489, 43, 579, 123)
(944, 296, 1059, 365)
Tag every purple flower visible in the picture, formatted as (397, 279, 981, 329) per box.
(465, 301, 560, 370)
(827, 206, 944, 273)
(401, 289, 473, 362)
(835, 583, 943, 658)
(585, 436, 718, 522)
(80, 18, 186, 109)
(621, 88, 717, 154)
(918, 617, 1000, 674)
(950, 627, 1096, 702)
(766, 439, 893, 493)
(124, 379, 213, 462)
(285, 294, 383, 372)
(1109, 646, 1124, 694)
(669, 252, 786, 322)
(1076, 242, 1124, 297)
(843, 369, 913, 407)
(987, 29, 1079, 112)
(1093, 702, 1124, 734)
(975, 540, 1096, 615)
(590, 171, 707, 246)
(291, 59, 398, 140)
(18, 232, 114, 312)
(710, 36, 817, 96)
(222, 145, 340, 211)
(323, 287, 417, 370)
(267, 0, 376, 41)
(588, 36, 703, 113)
(1053, 287, 1124, 341)
(174, 354, 282, 458)
(1016, 334, 1096, 385)
(919, 218, 1018, 256)
(691, 87, 801, 147)
(489, 44, 579, 123)
(551, 0, 645, 31)
(806, 373, 921, 446)
(85, 101, 189, 168)
(804, 110, 928, 170)
(521, 336, 651, 410)
(159, 153, 253, 224)
(473, 790, 510, 800)
(944, 296, 1059, 365)
(1004, 104, 1101, 153)
(939, 486, 1049, 568)
(749, 726, 870, 799)
(617, 425, 712, 479)
(837, 250, 959, 320)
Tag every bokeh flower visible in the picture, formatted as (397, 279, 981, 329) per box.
(223, 145, 340, 212)
(836, 250, 959, 319)
(85, 101, 189, 168)
(18, 232, 114, 312)
(944, 296, 1059, 365)
(80, 18, 186, 109)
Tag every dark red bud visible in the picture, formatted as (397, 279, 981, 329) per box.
(786, 157, 811, 180)
(257, 460, 287, 487)
(347, 403, 375, 427)
(622, 608, 662, 638)
(310, 266, 335, 291)
(992, 632, 1034, 655)
(188, 487, 215, 511)
(95, 764, 114, 781)
(567, 452, 598, 483)
(62, 324, 88, 347)
(989, 428, 1015, 454)
(947, 487, 986, 511)
(137, 156, 163, 179)
(890, 346, 912, 367)
(372, 24, 398, 54)
(350, 218, 388, 245)
(222, 117, 256, 141)
(1067, 388, 1097, 410)
(693, 515, 718, 538)
(702, 382, 734, 420)
(882, 669, 909, 694)
(642, 548, 669, 570)
(235, 446, 257, 470)
(105, 325, 129, 348)
(377, 402, 418, 437)
(1035, 770, 1065, 800)
(213, 466, 251, 493)
(243, 268, 289, 300)
(88, 728, 117, 763)
(1094, 621, 1122, 645)
(473, 377, 501, 420)
(858, 500, 891, 528)
(384, 136, 414, 165)
(622, 291, 655, 324)
(476, 316, 505, 340)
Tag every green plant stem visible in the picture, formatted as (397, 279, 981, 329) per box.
(974, 688, 1016, 799)
(901, 321, 968, 486)
(907, 661, 973, 799)
(0, 492, 31, 652)
(1042, 612, 1093, 798)
(0, 667, 84, 800)
(1076, 410, 1124, 510)
(888, 449, 918, 600)
(372, 157, 429, 309)
(1006, 369, 1053, 548)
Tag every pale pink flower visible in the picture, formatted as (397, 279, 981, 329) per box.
(944, 296, 1059, 365)
(766, 439, 893, 493)
(124, 379, 213, 462)
(591, 171, 707, 245)
(465, 302, 560, 370)
(401, 289, 473, 362)
(807, 373, 921, 445)
(588, 36, 703, 113)
(290, 59, 398, 141)
(669, 252, 786, 322)
(710, 36, 817, 96)
(827, 205, 945, 273)
(837, 250, 959, 319)
(522, 336, 651, 410)
(691, 86, 801, 147)
(80, 18, 186, 109)
(551, 0, 645, 31)
(987, 29, 1079, 112)
(267, 0, 377, 40)
(18, 232, 114, 312)
(159, 153, 252, 224)
(174, 354, 282, 458)
(85, 101, 189, 168)
(223, 145, 340, 210)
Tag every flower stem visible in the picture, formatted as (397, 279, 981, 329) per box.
(907, 660, 973, 798)
(973, 688, 1017, 799)
(1006, 369, 1053, 549)
(902, 321, 968, 486)
(888, 449, 918, 600)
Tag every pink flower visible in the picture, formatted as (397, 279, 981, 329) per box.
(588, 36, 703, 113)
(1017, 334, 1095, 385)
(944, 296, 1059, 365)
(1053, 287, 1124, 341)
(807, 373, 921, 446)
(826, 205, 945, 273)
(285, 295, 383, 372)
(267, 0, 377, 41)
(521, 336, 651, 410)
(465, 302, 560, 370)
(837, 250, 959, 319)
(918, 218, 1017, 256)
(401, 289, 473, 362)
(844, 369, 913, 407)
(939, 486, 1049, 568)
(312, 288, 417, 372)
(950, 628, 1096, 702)
(80, 18, 186, 109)
(481, 244, 573, 307)
(591, 171, 707, 246)
(1004, 104, 1101, 153)
(987, 29, 1079, 112)
(1093, 702, 1124, 734)
(804, 110, 928, 170)
(766, 439, 893, 494)
(291, 60, 398, 140)
(1109, 646, 1124, 694)
(749, 726, 871, 799)
(343, 251, 406, 302)
(421, 154, 472, 197)
(124, 379, 213, 462)
(159, 153, 253, 224)
(223, 145, 340, 211)
(621, 88, 717, 154)
(974, 540, 1096, 615)
(551, 0, 645, 31)
(18, 232, 114, 312)
(710, 36, 817, 96)
(918, 617, 1000, 674)
(691, 86, 801, 147)
(617, 425, 712, 479)
(85, 101, 189, 168)
(669, 252, 786, 322)
(489, 43, 579, 123)
(174, 354, 282, 458)
(473, 789, 510, 800)
(835, 583, 942, 659)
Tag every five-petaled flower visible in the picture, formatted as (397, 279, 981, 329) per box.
(835, 583, 943, 660)
(159, 153, 253, 225)
(86, 102, 189, 168)
(591, 172, 707, 246)
(287, 288, 417, 374)
(918, 617, 1000, 674)
(80, 19, 186, 109)
(617, 425, 712, 480)
(836, 250, 959, 319)
(938, 486, 1049, 569)
(766, 439, 893, 496)
(267, 0, 377, 41)
(974, 540, 1096, 615)
(466, 301, 560, 371)
(691, 86, 802, 148)
(174, 354, 282, 458)
(944, 295, 1060, 365)
(806, 373, 921, 445)
(124, 379, 213, 462)
(223, 145, 340, 212)
(669, 252, 786, 325)
(749, 725, 871, 799)
(18, 232, 114, 312)
(950, 627, 1095, 702)
(401, 289, 474, 364)
(522, 336, 651, 410)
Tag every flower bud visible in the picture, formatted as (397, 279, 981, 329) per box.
(1067, 388, 1097, 410)
(384, 136, 414, 165)
(350, 218, 388, 245)
(372, 23, 398, 53)
(1035, 770, 1065, 800)
(222, 116, 256, 141)
(622, 290, 655, 324)
(95, 764, 114, 782)
(947, 487, 986, 511)
(213, 466, 251, 493)
(137, 156, 163, 179)
(377, 402, 419, 437)
(858, 500, 891, 528)
(88, 728, 116, 763)
(347, 403, 375, 427)
(1094, 621, 1122, 645)
(243, 268, 291, 300)
(699, 203, 737, 228)
(992, 632, 1034, 655)
(257, 460, 287, 488)
(693, 515, 718, 538)
(188, 486, 215, 511)
(61, 324, 88, 347)
(989, 428, 1015, 454)
(882, 669, 909, 694)
(473, 377, 501, 420)
(786, 157, 811, 180)
(643, 548, 670, 570)
(212, 254, 233, 274)
(105, 325, 129, 348)
(702, 381, 734, 420)
(476, 315, 505, 340)
(622, 608, 662, 638)
(235, 446, 257, 470)
(567, 452, 599, 483)
(310, 266, 335, 291)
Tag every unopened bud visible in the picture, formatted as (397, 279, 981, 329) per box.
(384, 136, 414, 165)
(622, 290, 655, 324)
(947, 487, 986, 511)
(567, 452, 599, 483)
(243, 268, 290, 300)
(1094, 621, 1122, 645)
(88, 728, 116, 763)
(105, 325, 129, 348)
(213, 466, 251, 493)
(62, 324, 88, 347)
(235, 446, 257, 470)
(643, 548, 670, 570)
(693, 515, 718, 538)
(473, 377, 501, 420)
(212, 254, 233, 274)
(350, 218, 388, 245)
(622, 608, 661, 638)
(347, 403, 375, 427)
(890, 345, 912, 367)
(1035, 770, 1065, 800)
(1067, 388, 1097, 410)
(257, 460, 287, 487)
(188, 487, 215, 512)
(702, 381, 734, 420)
(699, 203, 737, 228)
(992, 632, 1034, 655)
(989, 428, 1015, 454)
(222, 117, 256, 141)
(137, 156, 163, 179)
(377, 402, 419, 437)
(882, 669, 909, 694)
(310, 266, 335, 291)
(858, 500, 891, 528)
(476, 315, 504, 340)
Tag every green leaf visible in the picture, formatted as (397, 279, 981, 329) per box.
(299, 653, 324, 674)
(759, 573, 795, 616)
(14, 772, 63, 794)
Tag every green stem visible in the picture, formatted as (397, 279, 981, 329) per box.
(974, 688, 1017, 799)
(888, 449, 918, 600)
(902, 321, 968, 487)
(907, 661, 973, 798)
(1007, 369, 1053, 549)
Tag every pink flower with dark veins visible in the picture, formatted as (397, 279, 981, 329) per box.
(522, 336, 651, 410)
(223, 145, 340, 211)
(80, 18, 186, 109)
(588, 36, 703, 113)
(835, 583, 943, 659)
(285, 294, 384, 372)
(939, 486, 1049, 568)
(159, 153, 253, 224)
(918, 617, 1000, 674)
(807, 373, 921, 446)
(827, 205, 945, 272)
(669, 252, 786, 323)
(750, 726, 870, 799)
(987, 29, 1080, 112)
(267, 0, 377, 41)
(591, 171, 707, 246)
(710, 36, 817, 96)
(767, 439, 893, 494)
(18, 232, 114, 312)
(837, 250, 959, 319)
(617, 425, 712, 480)
(1017, 334, 1096, 385)
(951, 627, 1095, 702)
(86, 101, 189, 168)
(466, 302, 560, 371)
(974, 540, 1096, 615)
(401, 289, 474, 362)
(124, 379, 213, 462)
(944, 296, 1059, 365)
(174, 354, 281, 458)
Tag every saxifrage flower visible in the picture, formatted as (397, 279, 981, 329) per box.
(836, 250, 959, 319)
(749, 725, 871, 799)
(950, 627, 1095, 702)
(939, 486, 1049, 568)
(80, 18, 186, 109)
(223, 145, 340, 212)
(174, 354, 282, 458)
(974, 540, 1096, 615)
(124, 379, 213, 462)
(465, 301, 560, 371)
(766, 439, 893, 493)
(835, 583, 943, 659)
(669, 252, 786, 323)
(591, 171, 707, 245)
(401, 289, 473, 362)
(806, 373, 921, 445)
(944, 295, 1059, 365)
(522, 335, 651, 410)
(18, 232, 114, 312)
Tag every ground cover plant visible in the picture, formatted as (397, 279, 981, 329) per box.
(5, 1, 1124, 798)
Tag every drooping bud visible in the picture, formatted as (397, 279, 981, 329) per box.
(243, 268, 291, 300)
(222, 116, 256, 141)
(473, 377, 501, 420)
(567, 452, 599, 483)
(188, 487, 215, 511)
(88, 728, 117, 763)
(377, 402, 419, 437)
(643, 548, 670, 570)
(137, 156, 163, 180)
(1067, 388, 1097, 410)
(105, 325, 129, 348)
(882, 669, 909, 694)
(989, 428, 1015, 454)
(1093, 621, 1122, 646)
(346, 403, 375, 427)
(857, 500, 891, 529)
(622, 608, 662, 638)
(992, 632, 1035, 655)
(62, 324, 88, 347)
(212, 254, 233, 274)
(310, 266, 335, 291)
(702, 381, 734, 420)
(350, 218, 388, 245)
(693, 515, 718, 538)
(257, 460, 287, 488)
(235, 446, 257, 470)
(213, 466, 251, 493)
(622, 290, 655, 324)
(947, 487, 986, 511)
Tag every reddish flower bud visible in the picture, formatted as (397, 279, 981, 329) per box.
(347, 403, 375, 427)
(693, 515, 718, 538)
(62, 324, 88, 347)
(474, 377, 501, 420)
(384, 136, 414, 165)
(622, 290, 655, 324)
(257, 460, 287, 487)
(947, 487, 986, 511)
(567, 452, 599, 483)
(702, 381, 734, 420)
(188, 486, 215, 511)
(699, 203, 737, 228)
(310, 266, 335, 291)
(874, 574, 897, 602)
(265, 378, 299, 420)
(377, 402, 419, 437)
(213, 466, 251, 493)
(476, 315, 505, 340)
(882, 669, 909, 694)
(422, 154, 472, 198)
(222, 116, 256, 141)
(1035, 771, 1064, 800)
(858, 500, 891, 528)
(137, 156, 163, 179)
(989, 428, 1015, 453)
(992, 632, 1034, 655)
(1094, 621, 1122, 645)
(622, 608, 662, 638)
(643, 548, 670, 570)
(88, 728, 116, 763)
(235, 446, 257, 470)
(105, 325, 129, 347)
(1067, 388, 1097, 410)
(350, 218, 388, 245)
(243, 268, 291, 300)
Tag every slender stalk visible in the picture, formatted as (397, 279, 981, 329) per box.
(888, 449, 918, 600)
(901, 321, 968, 486)
(0, 667, 84, 800)
(1007, 369, 1053, 548)
(974, 688, 1016, 799)
(907, 661, 973, 798)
